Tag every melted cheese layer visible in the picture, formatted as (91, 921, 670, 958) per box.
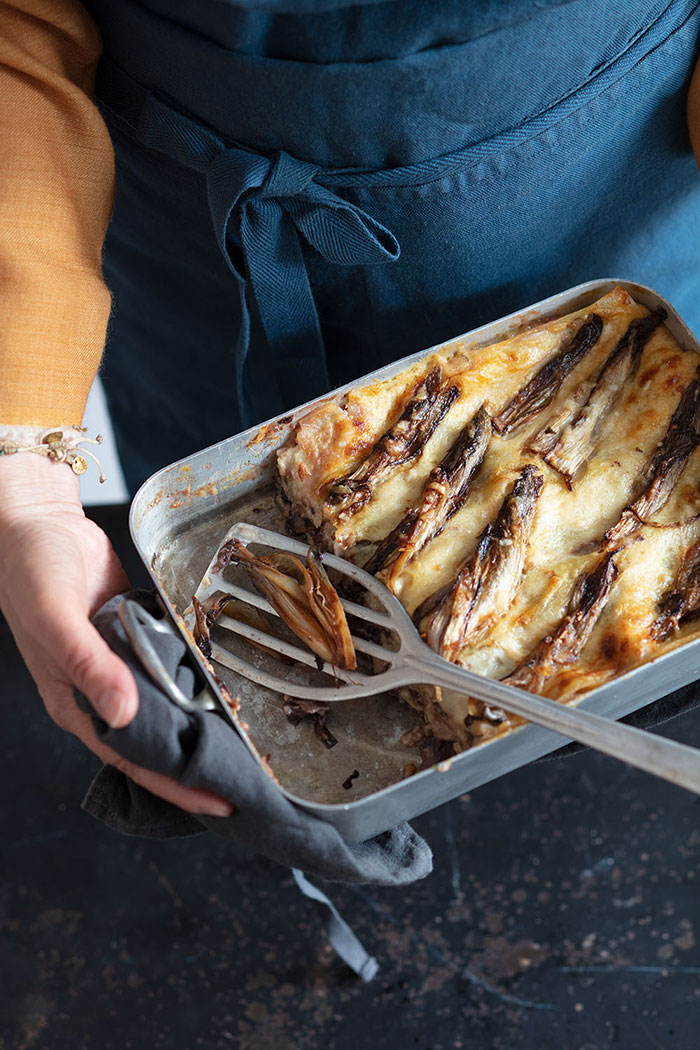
(278, 288, 700, 750)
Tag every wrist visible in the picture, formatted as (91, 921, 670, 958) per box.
(0, 449, 82, 521)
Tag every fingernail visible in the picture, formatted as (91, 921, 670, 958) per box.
(208, 801, 234, 818)
(96, 691, 126, 729)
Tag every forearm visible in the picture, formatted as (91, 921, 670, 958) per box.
(0, 0, 114, 425)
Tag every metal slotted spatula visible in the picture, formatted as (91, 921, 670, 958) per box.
(191, 522, 700, 795)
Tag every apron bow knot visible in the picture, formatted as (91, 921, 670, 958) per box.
(140, 94, 400, 422)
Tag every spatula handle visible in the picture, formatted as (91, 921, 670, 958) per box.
(407, 650, 700, 795)
(118, 599, 219, 713)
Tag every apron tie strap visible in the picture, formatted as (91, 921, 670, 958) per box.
(135, 92, 400, 423)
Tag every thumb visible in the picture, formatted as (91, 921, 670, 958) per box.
(46, 607, 139, 729)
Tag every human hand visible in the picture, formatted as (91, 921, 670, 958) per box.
(0, 453, 232, 817)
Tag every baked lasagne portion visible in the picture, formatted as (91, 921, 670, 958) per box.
(277, 288, 700, 751)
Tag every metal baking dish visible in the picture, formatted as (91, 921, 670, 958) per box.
(129, 278, 700, 841)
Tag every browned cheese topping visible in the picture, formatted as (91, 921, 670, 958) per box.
(277, 288, 700, 751)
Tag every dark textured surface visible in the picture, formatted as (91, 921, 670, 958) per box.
(1, 505, 699, 1050)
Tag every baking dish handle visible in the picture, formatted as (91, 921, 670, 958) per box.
(117, 598, 219, 714)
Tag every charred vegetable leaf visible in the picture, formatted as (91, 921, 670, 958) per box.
(192, 591, 291, 662)
(418, 737, 455, 770)
(367, 406, 491, 583)
(605, 378, 700, 547)
(532, 309, 666, 486)
(505, 554, 618, 694)
(282, 697, 338, 749)
(416, 464, 543, 660)
(192, 595, 213, 658)
(493, 314, 603, 436)
(214, 539, 357, 670)
(650, 540, 700, 641)
(525, 377, 597, 459)
(326, 366, 460, 519)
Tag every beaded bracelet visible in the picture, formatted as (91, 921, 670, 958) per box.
(0, 426, 106, 482)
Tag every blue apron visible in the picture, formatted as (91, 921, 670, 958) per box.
(86, 0, 700, 490)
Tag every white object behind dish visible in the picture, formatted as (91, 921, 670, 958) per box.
(79, 379, 128, 506)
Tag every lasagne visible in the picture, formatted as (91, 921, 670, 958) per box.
(277, 287, 700, 752)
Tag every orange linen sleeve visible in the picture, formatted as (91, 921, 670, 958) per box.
(0, 0, 114, 426)
(689, 55, 700, 174)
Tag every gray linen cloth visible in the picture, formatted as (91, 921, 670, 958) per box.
(78, 592, 432, 887)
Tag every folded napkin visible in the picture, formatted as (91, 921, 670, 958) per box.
(78, 591, 432, 888)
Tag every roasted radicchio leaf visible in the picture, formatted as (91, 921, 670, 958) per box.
(192, 594, 213, 658)
(192, 592, 290, 663)
(505, 553, 618, 694)
(214, 539, 357, 671)
(416, 464, 543, 660)
(650, 539, 700, 641)
(493, 314, 603, 436)
(326, 365, 460, 520)
(531, 309, 667, 485)
(604, 377, 700, 547)
(418, 737, 455, 770)
(282, 698, 338, 749)
(367, 405, 491, 584)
